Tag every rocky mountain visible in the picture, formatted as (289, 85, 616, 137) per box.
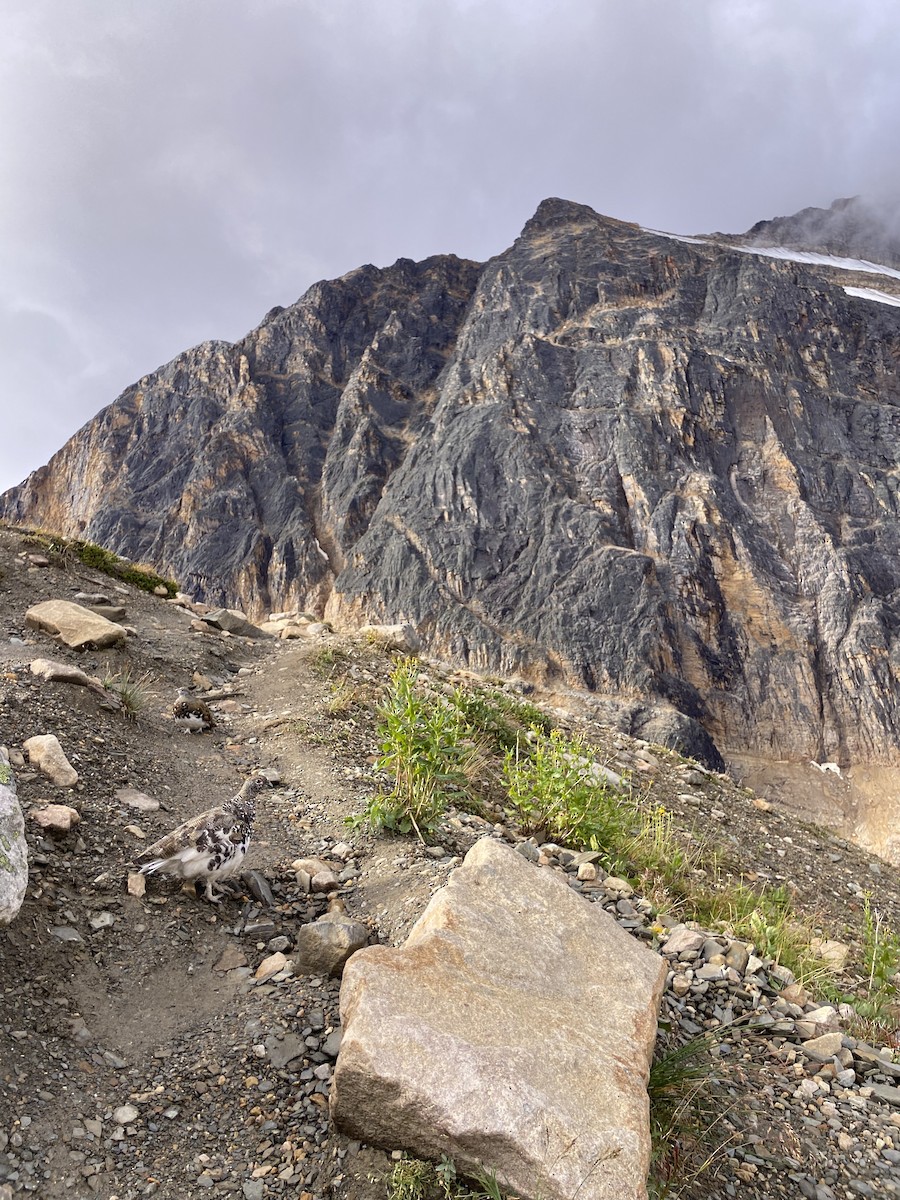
(6, 196, 900, 780)
(741, 194, 900, 268)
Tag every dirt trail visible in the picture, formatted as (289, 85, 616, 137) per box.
(0, 529, 432, 1200)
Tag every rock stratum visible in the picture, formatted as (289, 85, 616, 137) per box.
(7, 196, 900, 775)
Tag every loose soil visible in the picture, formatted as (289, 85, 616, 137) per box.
(1, 527, 899, 1200)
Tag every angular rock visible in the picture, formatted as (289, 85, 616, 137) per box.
(23, 734, 79, 787)
(115, 787, 160, 812)
(213, 945, 249, 973)
(854, 1044, 900, 1078)
(264, 1033, 307, 1069)
(126, 871, 146, 899)
(292, 856, 339, 893)
(29, 804, 80, 834)
(811, 938, 850, 971)
(85, 604, 126, 621)
(724, 941, 751, 974)
(661, 925, 706, 957)
(293, 914, 368, 978)
(359, 623, 422, 654)
(254, 951, 288, 981)
(201, 609, 267, 638)
(331, 838, 666, 1200)
(795, 1005, 839, 1041)
(29, 658, 101, 688)
(801, 1032, 843, 1062)
(0, 749, 28, 926)
(25, 599, 127, 650)
(866, 1083, 900, 1107)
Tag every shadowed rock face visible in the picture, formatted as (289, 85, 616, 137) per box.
(6, 197, 900, 770)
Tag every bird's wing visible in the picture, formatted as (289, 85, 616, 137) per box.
(138, 806, 239, 860)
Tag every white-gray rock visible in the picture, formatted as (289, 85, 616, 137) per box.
(29, 658, 101, 688)
(331, 837, 666, 1200)
(23, 734, 79, 787)
(200, 608, 268, 638)
(293, 914, 368, 978)
(661, 925, 706, 957)
(358, 622, 422, 653)
(25, 599, 128, 650)
(0, 749, 28, 926)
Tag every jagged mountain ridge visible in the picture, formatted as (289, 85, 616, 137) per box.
(6, 196, 900, 773)
(741, 194, 900, 269)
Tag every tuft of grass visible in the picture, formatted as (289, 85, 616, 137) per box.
(860, 894, 900, 1016)
(688, 881, 830, 987)
(325, 679, 369, 719)
(451, 688, 553, 754)
(101, 668, 152, 722)
(311, 644, 350, 678)
(388, 1158, 436, 1200)
(822, 895, 900, 1035)
(647, 1028, 731, 1199)
(386, 1156, 508, 1200)
(23, 531, 177, 595)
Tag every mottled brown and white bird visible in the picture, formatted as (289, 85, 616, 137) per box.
(172, 688, 215, 734)
(136, 775, 269, 901)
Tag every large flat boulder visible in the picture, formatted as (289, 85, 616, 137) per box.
(0, 748, 28, 926)
(25, 599, 127, 650)
(200, 608, 268, 638)
(331, 838, 666, 1200)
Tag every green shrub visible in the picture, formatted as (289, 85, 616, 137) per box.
(502, 727, 635, 858)
(352, 660, 477, 839)
(23, 531, 177, 596)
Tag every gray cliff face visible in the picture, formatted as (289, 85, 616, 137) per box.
(3, 255, 480, 618)
(6, 197, 900, 770)
(743, 195, 900, 267)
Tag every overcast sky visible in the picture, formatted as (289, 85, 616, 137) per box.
(1, 0, 898, 492)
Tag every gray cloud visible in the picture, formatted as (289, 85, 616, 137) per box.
(2, 0, 898, 490)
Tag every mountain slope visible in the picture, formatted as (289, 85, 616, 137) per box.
(6, 197, 900, 774)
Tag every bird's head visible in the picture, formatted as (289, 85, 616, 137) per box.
(224, 773, 272, 821)
(241, 774, 273, 798)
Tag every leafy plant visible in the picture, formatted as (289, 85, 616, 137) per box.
(502, 727, 635, 858)
(353, 660, 476, 839)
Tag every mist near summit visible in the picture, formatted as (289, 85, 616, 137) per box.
(2, 0, 898, 492)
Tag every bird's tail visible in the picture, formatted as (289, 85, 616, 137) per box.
(137, 859, 166, 876)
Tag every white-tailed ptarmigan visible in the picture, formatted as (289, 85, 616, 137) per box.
(172, 689, 216, 734)
(136, 775, 269, 901)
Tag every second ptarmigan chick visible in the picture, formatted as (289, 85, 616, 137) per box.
(136, 775, 269, 901)
(172, 688, 216, 734)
